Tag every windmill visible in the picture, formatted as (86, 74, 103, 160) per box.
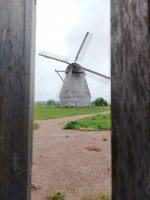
(39, 32, 110, 107)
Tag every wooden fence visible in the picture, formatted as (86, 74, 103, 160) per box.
(112, 0, 150, 199)
(0, 0, 35, 199)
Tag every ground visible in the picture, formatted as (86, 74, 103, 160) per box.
(32, 112, 111, 200)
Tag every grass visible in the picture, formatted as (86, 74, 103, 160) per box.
(33, 122, 40, 130)
(64, 114, 111, 131)
(82, 193, 111, 200)
(86, 145, 102, 152)
(34, 105, 110, 120)
(45, 192, 65, 200)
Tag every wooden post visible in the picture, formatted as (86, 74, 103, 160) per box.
(0, 0, 36, 199)
(111, 0, 150, 199)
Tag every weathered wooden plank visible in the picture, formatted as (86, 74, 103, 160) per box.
(0, 0, 36, 199)
(111, 0, 150, 199)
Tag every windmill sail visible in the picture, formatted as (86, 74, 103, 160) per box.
(80, 66, 110, 80)
(86, 71, 109, 84)
(39, 50, 70, 64)
(74, 32, 93, 63)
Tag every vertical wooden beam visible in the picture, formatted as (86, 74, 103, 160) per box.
(111, 0, 150, 199)
(0, 0, 36, 199)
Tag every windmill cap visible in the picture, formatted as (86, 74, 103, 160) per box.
(66, 63, 85, 74)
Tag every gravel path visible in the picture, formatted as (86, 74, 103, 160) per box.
(32, 111, 111, 200)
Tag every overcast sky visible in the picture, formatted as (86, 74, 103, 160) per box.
(35, 0, 110, 102)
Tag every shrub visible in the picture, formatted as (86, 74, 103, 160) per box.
(92, 98, 108, 107)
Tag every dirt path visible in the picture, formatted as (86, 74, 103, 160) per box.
(32, 111, 111, 200)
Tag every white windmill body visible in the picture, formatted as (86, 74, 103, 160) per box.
(59, 63, 91, 107)
(39, 32, 110, 107)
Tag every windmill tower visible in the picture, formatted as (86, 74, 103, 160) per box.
(39, 32, 110, 107)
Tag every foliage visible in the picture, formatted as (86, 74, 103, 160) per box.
(34, 105, 110, 120)
(47, 99, 59, 107)
(82, 193, 111, 200)
(34, 101, 47, 105)
(64, 114, 111, 131)
(46, 192, 65, 200)
(33, 122, 40, 130)
(92, 98, 108, 107)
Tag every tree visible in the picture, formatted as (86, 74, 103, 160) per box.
(47, 99, 59, 107)
(92, 98, 108, 107)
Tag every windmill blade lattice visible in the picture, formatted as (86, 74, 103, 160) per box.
(39, 50, 70, 64)
(80, 66, 110, 80)
(74, 32, 93, 63)
(86, 71, 110, 84)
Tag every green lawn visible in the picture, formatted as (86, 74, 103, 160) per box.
(34, 105, 110, 120)
(64, 114, 111, 131)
